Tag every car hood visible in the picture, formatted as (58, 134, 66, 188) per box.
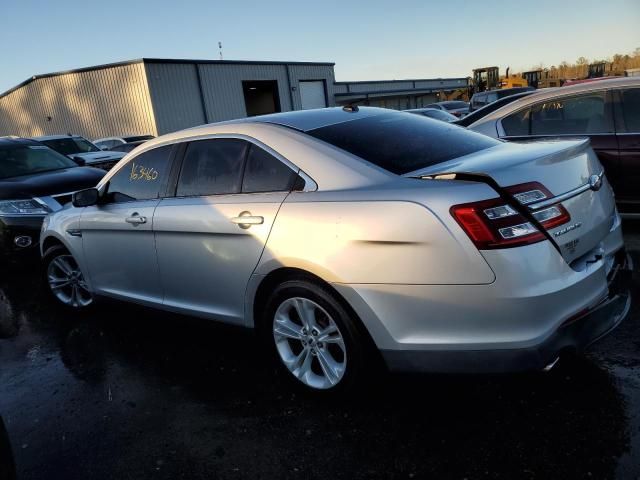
(0, 166, 106, 200)
(70, 151, 125, 163)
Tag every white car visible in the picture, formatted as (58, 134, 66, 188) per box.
(40, 107, 631, 392)
(93, 135, 155, 151)
(31, 135, 125, 171)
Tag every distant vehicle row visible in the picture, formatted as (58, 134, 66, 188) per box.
(467, 77, 640, 213)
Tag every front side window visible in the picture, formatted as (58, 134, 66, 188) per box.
(0, 145, 77, 179)
(307, 111, 500, 175)
(106, 145, 172, 202)
(42, 137, 100, 156)
(530, 93, 612, 135)
(176, 139, 247, 197)
(242, 145, 297, 193)
(620, 88, 640, 133)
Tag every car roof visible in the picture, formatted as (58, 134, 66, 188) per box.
(31, 134, 83, 141)
(470, 77, 640, 126)
(0, 137, 41, 148)
(403, 108, 441, 113)
(235, 106, 389, 132)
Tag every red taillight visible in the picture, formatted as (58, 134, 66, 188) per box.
(450, 182, 570, 250)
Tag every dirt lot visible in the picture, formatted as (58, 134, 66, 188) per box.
(1, 224, 639, 480)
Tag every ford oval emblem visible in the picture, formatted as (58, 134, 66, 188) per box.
(589, 174, 603, 191)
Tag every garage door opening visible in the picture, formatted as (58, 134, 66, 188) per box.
(242, 80, 281, 117)
(300, 80, 327, 110)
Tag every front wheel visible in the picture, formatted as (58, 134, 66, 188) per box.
(42, 245, 93, 310)
(264, 279, 368, 392)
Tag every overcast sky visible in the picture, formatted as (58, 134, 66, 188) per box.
(1, 0, 638, 93)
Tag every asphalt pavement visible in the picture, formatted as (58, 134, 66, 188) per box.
(1, 224, 639, 480)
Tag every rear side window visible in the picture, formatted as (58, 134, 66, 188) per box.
(620, 88, 640, 132)
(242, 145, 297, 193)
(502, 108, 531, 136)
(530, 93, 612, 135)
(106, 145, 172, 202)
(177, 139, 247, 197)
(307, 112, 499, 175)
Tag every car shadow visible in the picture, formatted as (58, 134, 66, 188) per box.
(0, 262, 634, 479)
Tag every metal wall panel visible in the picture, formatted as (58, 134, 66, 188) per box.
(197, 63, 292, 123)
(0, 63, 156, 139)
(197, 63, 336, 123)
(145, 63, 206, 134)
(287, 64, 336, 109)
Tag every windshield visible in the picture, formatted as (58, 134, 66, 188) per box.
(42, 137, 100, 156)
(0, 144, 77, 179)
(306, 111, 500, 175)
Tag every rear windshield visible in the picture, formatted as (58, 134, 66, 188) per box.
(306, 112, 500, 175)
(0, 144, 77, 179)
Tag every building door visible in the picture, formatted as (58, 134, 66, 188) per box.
(299, 80, 327, 110)
(242, 80, 281, 117)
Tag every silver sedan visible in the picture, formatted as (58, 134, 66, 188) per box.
(40, 107, 631, 392)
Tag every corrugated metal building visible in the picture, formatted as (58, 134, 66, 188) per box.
(0, 58, 468, 138)
(334, 77, 469, 109)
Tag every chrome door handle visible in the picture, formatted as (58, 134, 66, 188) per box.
(125, 214, 147, 225)
(230, 211, 264, 229)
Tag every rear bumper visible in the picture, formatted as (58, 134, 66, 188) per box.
(380, 252, 632, 373)
(0, 215, 44, 261)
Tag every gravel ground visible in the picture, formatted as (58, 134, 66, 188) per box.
(1, 224, 639, 480)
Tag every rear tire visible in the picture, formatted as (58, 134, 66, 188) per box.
(42, 245, 94, 311)
(262, 278, 368, 394)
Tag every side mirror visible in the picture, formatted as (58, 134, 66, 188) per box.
(72, 156, 86, 166)
(99, 146, 109, 151)
(72, 188, 99, 208)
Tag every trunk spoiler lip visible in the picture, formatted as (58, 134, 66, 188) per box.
(403, 137, 592, 180)
(411, 169, 604, 212)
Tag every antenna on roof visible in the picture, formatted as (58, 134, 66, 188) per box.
(342, 104, 359, 113)
(218, 41, 223, 60)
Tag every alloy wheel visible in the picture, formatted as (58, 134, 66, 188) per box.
(273, 297, 347, 389)
(47, 254, 93, 308)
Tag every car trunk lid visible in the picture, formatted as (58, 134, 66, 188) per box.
(407, 139, 617, 264)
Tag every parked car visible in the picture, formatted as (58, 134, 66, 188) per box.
(41, 107, 630, 393)
(469, 87, 535, 112)
(424, 100, 469, 118)
(467, 77, 640, 214)
(404, 108, 458, 122)
(108, 140, 148, 154)
(0, 138, 105, 261)
(31, 135, 125, 171)
(93, 135, 155, 151)
(455, 91, 536, 127)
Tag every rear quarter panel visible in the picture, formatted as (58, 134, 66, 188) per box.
(257, 182, 499, 285)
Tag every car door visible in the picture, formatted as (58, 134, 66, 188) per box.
(613, 87, 640, 208)
(499, 90, 621, 195)
(80, 144, 174, 304)
(153, 137, 301, 325)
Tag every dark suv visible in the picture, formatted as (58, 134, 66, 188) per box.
(0, 138, 105, 261)
(468, 78, 640, 214)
